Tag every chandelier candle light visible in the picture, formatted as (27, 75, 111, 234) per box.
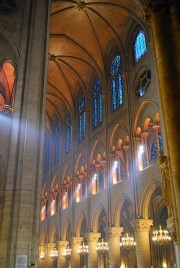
(77, 241, 89, 255)
(152, 226, 171, 245)
(96, 238, 109, 254)
(120, 233, 136, 249)
(63, 244, 72, 257)
(50, 246, 58, 259)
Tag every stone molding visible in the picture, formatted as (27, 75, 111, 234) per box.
(85, 232, 101, 242)
(105, 226, 124, 238)
(131, 219, 153, 231)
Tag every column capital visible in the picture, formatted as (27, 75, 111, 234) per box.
(56, 240, 69, 248)
(131, 219, 153, 231)
(85, 232, 101, 242)
(71, 236, 83, 244)
(105, 226, 124, 238)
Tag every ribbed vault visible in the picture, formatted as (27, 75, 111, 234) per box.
(47, 0, 145, 127)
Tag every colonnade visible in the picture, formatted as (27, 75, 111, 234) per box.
(39, 220, 154, 268)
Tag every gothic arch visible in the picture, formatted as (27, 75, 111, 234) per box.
(113, 194, 133, 227)
(139, 180, 162, 219)
(75, 211, 87, 237)
(109, 123, 129, 151)
(61, 218, 71, 241)
(92, 203, 107, 232)
(133, 100, 159, 135)
(49, 221, 58, 242)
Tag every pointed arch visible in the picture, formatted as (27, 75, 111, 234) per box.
(75, 211, 87, 237)
(140, 180, 162, 219)
(113, 194, 133, 227)
(61, 218, 71, 241)
(92, 203, 107, 232)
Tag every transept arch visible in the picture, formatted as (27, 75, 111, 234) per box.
(92, 203, 107, 233)
(113, 194, 133, 227)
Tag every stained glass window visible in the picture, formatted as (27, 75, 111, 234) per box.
(134, 30, 147, 62)
(99, 169, 104, 191)
(150, 134, 164, 163)
(82, 178, 86, 199)
(66, 113, 72, 153)
(111, 55, 123, 112)
(78, 96, 86, 142)
(44, 135, 50, 173)
(120, 163, 126, 180)
(54, 122, 60, 164)
(93, 79, 103, 128)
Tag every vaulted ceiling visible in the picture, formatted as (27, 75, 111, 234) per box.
(46, 0, 145, 128)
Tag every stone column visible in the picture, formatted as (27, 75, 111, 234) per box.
(167, 216, 180, 268)
(71, 237, 82, 268)
(144, 1, 180, 246)
(56, 240, 69, 268)
(131, 219, 153, 268)
(0, 0, 50, 267)
(44, 243, 54, 268)
(86, 232, 100, 268)
(106, 227, 124, 268)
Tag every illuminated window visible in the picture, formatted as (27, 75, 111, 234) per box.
(150, 134, 164, 163)
(78, 96, 86, 142)
(65, 113, 72, 153)
(98, 169, 104, 191)
(44, 135, 50, 173)
(111, 55, 123, 112)
(93, 79, 103, 128)
(134, 30, 147, 62)
(54, 122, 60, 164)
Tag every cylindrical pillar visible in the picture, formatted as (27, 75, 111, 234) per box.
(131, 219, 153, 268)
(86, 232, 100, 268)
(106, 227, 124, 268)
(145, 1, 180, 246)
(44, 243, 54, 268)
(56, 240, 69, 268)
(71, 237, 82, 268)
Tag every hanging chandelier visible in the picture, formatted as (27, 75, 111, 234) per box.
(77, 241, 89, 255)
(50, 246, 58, 259)
(63, 244, 72, 257)
(152, 226, 171, 245)
(39, 252, 45, 259)
(120, 233, 136, 250)
(96, 238, 109, 254)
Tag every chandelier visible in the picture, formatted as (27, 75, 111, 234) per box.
(39, 252, 45, 259)
(96, 238, 109, 254)
(120, 233, 136, 250)
(152, 226, 171, 245)
(77, 241, 89, 255)
(50, 246, 58, 259)
(63, 244, 72, 257)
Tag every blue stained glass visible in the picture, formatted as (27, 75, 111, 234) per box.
(120, 163, 125, 180)
(82, 179, 86, 199)
(99, 170, 104, 191)
(45, 136, 50, 172)
(111, 55, 123, 112)
(78, 97, 86, 142)
(93, 79, 103, 128)
(66, 113, 72, 153)
(134, 30, 147, 62)
(150, 134, 164, 163)
(54, 123, 60, 164)
(142, 150, 147, 169)
(68, 187, 71, 206)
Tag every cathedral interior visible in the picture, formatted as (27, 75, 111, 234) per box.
(0, 0, 179, 268)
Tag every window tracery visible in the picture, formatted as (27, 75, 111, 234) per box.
(66, 113, 72, 153)
(134, 30, 147, 62)
(110, 55, 123, 112)
(78, 96, 86, 142)
(93, 78, 103, 128)
(54, 122, 60, 164)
